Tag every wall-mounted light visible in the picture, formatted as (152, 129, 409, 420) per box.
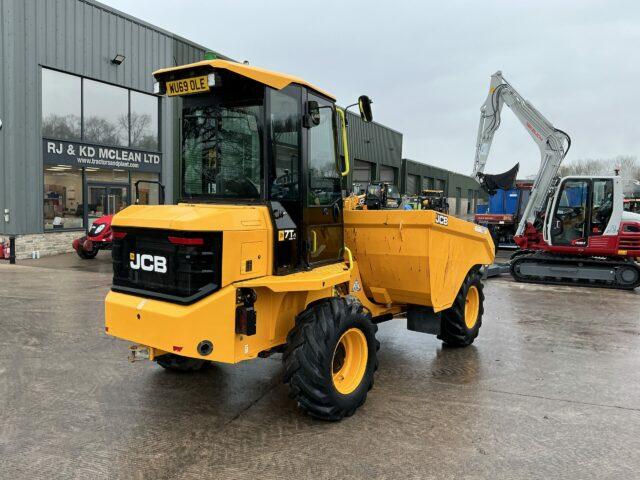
(111, 54, 125, 65)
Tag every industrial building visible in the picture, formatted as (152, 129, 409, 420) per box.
(401, 158, 486, 219)
(0, 0, 482, 259)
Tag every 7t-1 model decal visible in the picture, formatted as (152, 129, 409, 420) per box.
(278, 229, 297, 242)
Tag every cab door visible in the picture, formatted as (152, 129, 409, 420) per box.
(303, 92, 344, 266)
(548, 178, 590, 246)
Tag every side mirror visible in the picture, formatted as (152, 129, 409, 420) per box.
(305, 100, 321, 127)
(358, 95, 373, 123)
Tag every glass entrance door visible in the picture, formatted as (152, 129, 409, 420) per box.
(87, 183, 129, 227)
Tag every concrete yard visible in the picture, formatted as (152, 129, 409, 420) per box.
(1, 254, 639, 479)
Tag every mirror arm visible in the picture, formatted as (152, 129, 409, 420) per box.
(342, 103, 360, 127)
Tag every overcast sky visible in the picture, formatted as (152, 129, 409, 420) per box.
(104, 0, 640, 177)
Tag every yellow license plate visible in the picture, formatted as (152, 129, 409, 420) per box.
(166, 76, 209, 96)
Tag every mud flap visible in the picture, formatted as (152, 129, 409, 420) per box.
(407, 306, 441, 335)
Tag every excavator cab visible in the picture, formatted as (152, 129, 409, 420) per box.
(546, 177, 618, 246)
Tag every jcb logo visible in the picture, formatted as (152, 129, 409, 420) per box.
(129, 252, 167, 273)
(435, 214, 449, 226)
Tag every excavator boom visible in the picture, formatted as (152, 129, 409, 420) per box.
(472, 71, 570, 238)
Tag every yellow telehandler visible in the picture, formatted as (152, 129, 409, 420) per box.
(105, 56, 494, 420)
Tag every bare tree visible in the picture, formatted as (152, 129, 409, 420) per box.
(559, 155, 640, 196)
(42, 114, 81, 139)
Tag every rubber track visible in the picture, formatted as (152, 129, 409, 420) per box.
(510, 252, 640, 290)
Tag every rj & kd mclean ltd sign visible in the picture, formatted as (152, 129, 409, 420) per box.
(43, 139, 162, 173)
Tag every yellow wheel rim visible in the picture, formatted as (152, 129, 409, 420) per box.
(464, 285, 480, 329)
(332, 328, 368, 395)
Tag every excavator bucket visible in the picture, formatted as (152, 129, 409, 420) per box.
(478, 162, 519, 195)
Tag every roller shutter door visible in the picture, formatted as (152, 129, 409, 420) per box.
(353, 160, 373, 183)
(406, 174, 419, 195)
(379, 165, 396, 183)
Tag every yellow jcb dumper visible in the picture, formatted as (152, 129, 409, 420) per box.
(105, 56, 494, 420)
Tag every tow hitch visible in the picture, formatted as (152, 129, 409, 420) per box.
(128, 345, 150, 363)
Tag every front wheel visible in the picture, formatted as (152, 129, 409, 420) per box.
(283, 297, 379, 421)
(439, 269, 485, 347)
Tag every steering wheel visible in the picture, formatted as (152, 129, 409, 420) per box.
(223, 177, 260, 196)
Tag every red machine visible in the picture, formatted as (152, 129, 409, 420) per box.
(72, 180, 165, 260)
(72, 215, 114, 259)
(473, 72, 640, 289)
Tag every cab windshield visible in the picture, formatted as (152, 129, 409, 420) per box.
(181, 79, 264, 200)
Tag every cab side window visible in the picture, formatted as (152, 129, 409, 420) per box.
(308, 95, 341, 206)
(591, 179, 614, 235)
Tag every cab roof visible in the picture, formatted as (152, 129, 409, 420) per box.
(153, 59, 335, 101)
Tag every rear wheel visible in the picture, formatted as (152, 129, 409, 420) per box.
(156, 354, 210, 372)
(439, 269, 484, 347)
(283, 296, 379, 421)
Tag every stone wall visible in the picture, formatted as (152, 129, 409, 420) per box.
(0, 232, 79, 260)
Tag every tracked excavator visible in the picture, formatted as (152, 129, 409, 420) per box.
(473, 71, 640, 289)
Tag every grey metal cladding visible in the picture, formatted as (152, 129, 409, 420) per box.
(0, 0, 209, 235)
(338, 111, 403, 169)
(401, 158, 483, 198)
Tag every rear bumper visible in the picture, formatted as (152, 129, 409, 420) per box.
(105, 285, 238, 363)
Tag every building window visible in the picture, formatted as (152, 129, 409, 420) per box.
(42, 69, 161, 150)
(42, 69, 81, 140)
(44, 166, 83, 229)
(83, 79, 129, 147)
(85, 168, 129, 183)
(467, 189, 473, 214)
(130, 91, 159, 151)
